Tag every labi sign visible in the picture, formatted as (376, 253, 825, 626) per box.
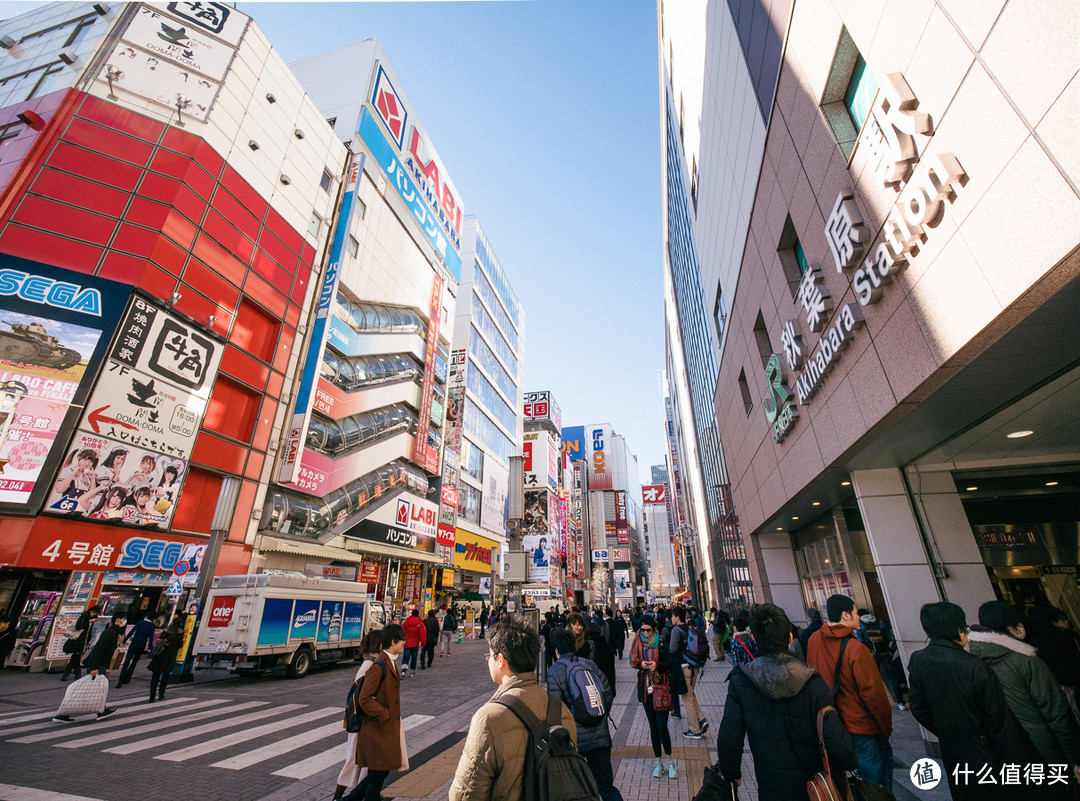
(765, 72, 967, 444)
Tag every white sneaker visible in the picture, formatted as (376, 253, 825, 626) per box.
(667, 761, 678, 779)
(651, 761, 663, 778)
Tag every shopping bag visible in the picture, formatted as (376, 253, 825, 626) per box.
(56, 674, 109, 717)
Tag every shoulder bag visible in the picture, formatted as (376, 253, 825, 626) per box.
(806, 705, 848, 801)
(649, 670, 673, 712)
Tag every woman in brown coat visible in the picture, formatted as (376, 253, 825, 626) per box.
(347, 623, 408, 801)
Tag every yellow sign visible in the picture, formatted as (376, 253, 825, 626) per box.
(453, 529, 498, 571)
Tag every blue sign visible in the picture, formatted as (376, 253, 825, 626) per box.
(358, 108, 462, 282)
(560, 426, 586, 461)
(173, 561, 190, 577)
(165, 579, 183, 597)
(341, 602, 366, 641)
(117, 538, 183, 571)
(257, 598, 292, 647)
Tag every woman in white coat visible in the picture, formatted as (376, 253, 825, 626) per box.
(333, 630, 384, 800)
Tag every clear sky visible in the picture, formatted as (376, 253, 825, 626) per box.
(0, 0, 669, 477)
(243, 0, 667, 477)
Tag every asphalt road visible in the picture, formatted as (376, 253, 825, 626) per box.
(0, 636, 495, 801)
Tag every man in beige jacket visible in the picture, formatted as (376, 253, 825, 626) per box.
(450, 614, 577, 801)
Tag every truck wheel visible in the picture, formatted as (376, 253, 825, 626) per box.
(286, 648, 312, 679)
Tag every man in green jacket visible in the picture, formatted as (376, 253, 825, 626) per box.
(968, 600, 1080, 793)
(450, 615, 576, 801)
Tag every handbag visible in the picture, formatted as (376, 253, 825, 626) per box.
(146, 637, 165, 659)
(847, 774, 896, 801)
(62, 630, 84, 655)
(692, 762, 739, 801)
(806, 706, 847, 801)
(650, 671, 674, 712)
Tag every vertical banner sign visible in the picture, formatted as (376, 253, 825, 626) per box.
(279, 153, 365, 485)
(444, 349, 466, 454)
(412, 274, 444, 474)
(615, 490, 629, 545)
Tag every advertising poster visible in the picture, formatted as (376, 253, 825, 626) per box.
(561, 425, 585, 461)
(523, 533, 551, 584)
(63, 571, 97, 603)
(0, 259, 130, 512)
(523, 489, 548, 538)
(614, 569, 632, 598)
(615, 490, 629, 545)
(45, 604, 86, 661)
(411, 275, 443, 474)
(43, 296, 222, 531)
(444, 349, 466, 454)
(480, 460, 508, 533)
(44, 432, 187, 528)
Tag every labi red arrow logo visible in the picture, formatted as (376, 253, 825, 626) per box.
(88, 406, 139, 434)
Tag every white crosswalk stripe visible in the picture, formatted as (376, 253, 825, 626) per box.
(0, 784, 107, 801)
(6, 698, 218, 742)
(0, 696, 188, 732)
(60, 701, 270, 750)
(210, 720, 344, 770)
(271, 712, 436, 780)
(156, 706, 341, 762)
(102, 703, 305, 755)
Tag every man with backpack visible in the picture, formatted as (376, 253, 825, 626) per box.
(547, 629, 622, 801)
(441, 606, 457, 657)
(709, 607, 730, 661)
(449, 615, 590, 801)
(670, 607, 708, 738)
(857, 609, 905, 709)
(806, 594, 894, 789)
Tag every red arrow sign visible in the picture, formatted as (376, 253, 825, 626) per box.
(88, 406, 139, 434)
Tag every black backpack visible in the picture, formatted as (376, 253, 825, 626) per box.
(495, 692, 601, 801)
(344, 661, 386, 733)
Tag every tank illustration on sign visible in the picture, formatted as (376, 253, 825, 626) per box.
(0, 322, 82, 369)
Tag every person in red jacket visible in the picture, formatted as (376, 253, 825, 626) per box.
(401, 608, 426, 678)
(807, 594, 893, 788)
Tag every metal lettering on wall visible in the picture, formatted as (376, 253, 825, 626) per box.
(764, 71, 967, 443)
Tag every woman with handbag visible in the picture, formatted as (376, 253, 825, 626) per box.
(630, 614, 677, 779)
(333, 630, 384, 800)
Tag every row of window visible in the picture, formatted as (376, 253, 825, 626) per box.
(261, 460, 429, 538)
(466, 357, 517, 434)
(320, 351, 421, 392)
(472, 291, 518, 375)
(473, 266, 519, 352)
(468, 325, 517, 403)
(472, 227, 521, 328)
(463, 400, 515, 465)
(334, 295, 425, 335)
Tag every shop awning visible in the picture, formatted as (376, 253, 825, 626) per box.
(258, 535, 442, 565)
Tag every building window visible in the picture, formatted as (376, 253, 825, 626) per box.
(777, 216, 806, 298)
(458, 483, 482, 525)
(738, 369, 754, 417)
(347, 235, 359, 258)
(308, 212, 322, 238)
(714, 287, 727, 340)
(820, 27, 876, 160)
(844, 55, 878, 133)
(753, 311, 773, 369)
(460, 438, 484, 482)
(356, 198, 366, 220)
(320, 169, 334, 194)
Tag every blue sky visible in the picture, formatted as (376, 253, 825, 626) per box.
(244, 1, 667, 477)
(0, 0, 668, 477)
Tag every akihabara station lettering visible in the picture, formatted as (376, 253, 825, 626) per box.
(765, 71, 966, 444)
(0, 269, 102, 315)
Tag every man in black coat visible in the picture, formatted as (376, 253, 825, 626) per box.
(55, 612, 126, 721)
(716, 603, 856, 798)
(909, 601, 1041, 800)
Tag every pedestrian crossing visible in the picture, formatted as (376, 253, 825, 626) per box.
(0, 695, 437, 784)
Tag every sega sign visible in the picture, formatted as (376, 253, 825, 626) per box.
(116, 537, 184, 571)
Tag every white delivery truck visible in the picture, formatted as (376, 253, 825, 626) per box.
(193, 573, 386, 679)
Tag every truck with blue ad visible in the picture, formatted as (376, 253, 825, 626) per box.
(192, 573, 385, 678)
